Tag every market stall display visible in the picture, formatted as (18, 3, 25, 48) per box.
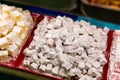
(0, 1, 119, 80)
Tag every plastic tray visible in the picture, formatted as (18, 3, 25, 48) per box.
(80, 0, 120, 25)
(15, 15, 114, 80)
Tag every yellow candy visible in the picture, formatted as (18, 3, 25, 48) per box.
(0, 50, 8, 62)
(0, 37, 9, 49)
(7, 44, 19, 57)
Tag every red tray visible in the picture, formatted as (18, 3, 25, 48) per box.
(0, 13, 114, 80)
(102, 30, 114, 80)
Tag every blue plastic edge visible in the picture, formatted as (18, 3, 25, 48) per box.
(28, 6, 78, 20)
(77, 16, 120, 30)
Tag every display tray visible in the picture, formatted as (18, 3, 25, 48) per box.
(0, 0, 119, 80)
(0, 13, 113, 80)
(80, 0, 120, 25)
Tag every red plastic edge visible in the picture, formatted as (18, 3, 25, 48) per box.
(102, 30, 114, 80)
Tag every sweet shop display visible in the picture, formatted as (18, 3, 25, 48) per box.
(0, 1, 120, 80)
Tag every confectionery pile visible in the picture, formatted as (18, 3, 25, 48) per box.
(0, 4, 33, 62)
(23, 16, 109, 80)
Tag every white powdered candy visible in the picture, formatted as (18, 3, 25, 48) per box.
(23, 16, 109, 80)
